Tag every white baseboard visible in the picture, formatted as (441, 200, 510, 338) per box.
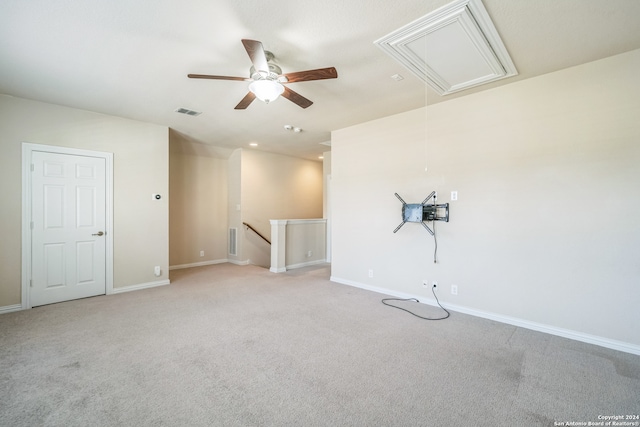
(0, 304, 23, 314)
(170, 259, 228, 270)
(2, 281, 172, 312)
(110, 279, 170, 294)
(270, 259, 328, 273)
(227, 259, 250, 266)
(330, 276, 640, 356)
(286, 259, 328, 270)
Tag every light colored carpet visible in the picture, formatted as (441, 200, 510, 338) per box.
(1, 263, 638, 426)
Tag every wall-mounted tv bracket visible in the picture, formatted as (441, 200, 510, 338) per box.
(393, 191, 449, 235)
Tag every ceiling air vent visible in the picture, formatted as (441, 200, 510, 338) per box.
(174, 107, 202, 116)
(374, 0, 517, 96)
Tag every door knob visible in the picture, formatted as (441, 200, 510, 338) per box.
(92, 231, 104, 236)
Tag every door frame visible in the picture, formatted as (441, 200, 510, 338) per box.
(21, 143, 114, 309)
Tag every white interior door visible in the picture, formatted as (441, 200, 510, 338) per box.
(30, 150, 107, 306)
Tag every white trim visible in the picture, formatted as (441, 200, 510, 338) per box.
(110, 279, 170, 294)
(0, 304, 23, 314)
(285, 218, 327, 225)
(21, 145, 30, 310)
(22, 143, 114, 308)
(374, 0, 517, 95)
(286, 259, 328, 271)
(227, 259, 250, 266)
(269, 219, 327, 226)
(325, 174, 332, 263)
(330, 276, 640, 356)
(169, 259, 228, 270)
(272, 259, 330, 273)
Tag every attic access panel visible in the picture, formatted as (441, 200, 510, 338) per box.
(374, 0, 517, 96)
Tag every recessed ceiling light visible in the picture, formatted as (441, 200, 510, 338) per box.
(249, 142, 258, 147)
(318, 156, 324, 159)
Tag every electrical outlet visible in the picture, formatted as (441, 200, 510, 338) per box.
(154, 266, 161, 277)
(368, 269, 373, 278)
(432, 281, 438, 289)
(451, 191, 458, 201)
(200, 250, 204, 257)
(451, 285, 458, 295)
(307, 250, 312, 257)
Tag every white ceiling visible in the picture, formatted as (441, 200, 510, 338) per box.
(2, 0, 640, 161)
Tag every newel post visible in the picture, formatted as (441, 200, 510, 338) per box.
(269, 220, 288, 273)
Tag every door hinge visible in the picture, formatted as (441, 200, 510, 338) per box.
(31, 163, 34, 172)
(30, 279, 33, 288)
(30, 221, 34, 230)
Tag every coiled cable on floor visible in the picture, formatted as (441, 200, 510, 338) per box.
(381, 285, 450, 320)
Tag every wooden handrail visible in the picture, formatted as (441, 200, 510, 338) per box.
(242, 222, 271, 245)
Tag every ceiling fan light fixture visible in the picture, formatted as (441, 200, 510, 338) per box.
(188, 39, 336, 109)
(249, 80, 284, 104)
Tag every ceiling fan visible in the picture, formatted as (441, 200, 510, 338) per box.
(188, 39, 338, 110)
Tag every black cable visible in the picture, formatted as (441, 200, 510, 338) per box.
(381, 286, 450, 320)
(430, 195, 438, 264)
(432, 220, 438, 263)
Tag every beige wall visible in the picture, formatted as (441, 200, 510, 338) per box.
(331, 49, 640, 349)
(322, 151, 332, 262)
(322, 150, 331, 220)
(227, 149, 243, 263)
(172, 147, 324, 268)
(169, 135, 228, 268)
(285, 220, 327, 268)
(0, 95, 169, 307)
(241, 149, 323, 266)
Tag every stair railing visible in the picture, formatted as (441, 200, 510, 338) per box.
(242, 222, 271, 245)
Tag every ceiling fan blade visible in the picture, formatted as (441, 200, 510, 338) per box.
(234, 92, 256, 110)
(241, 39, 269, 74)
(188, 74, 250, 81)
(282, 67, 338, 83)
(281, 86, 313, 109)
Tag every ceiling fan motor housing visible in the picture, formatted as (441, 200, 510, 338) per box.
(187, 40, 336, 109)
(250, 63, 283, 81)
